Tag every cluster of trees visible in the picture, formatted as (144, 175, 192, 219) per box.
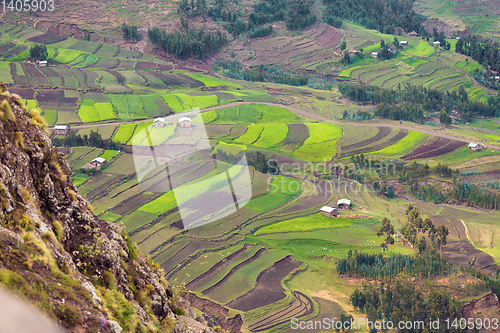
(342, 110, 374, 120)
(29, 44, 48, 61)
(455, 35, 500, 73)
(397, 162, 499, 209)
(402, 204, 448, 254)
(247, 151, 280, 174)
(216, 150, 280, 175)
(439, 108, 452, 127)
(337, 249, 452, 278)
(323, 0, 428, 36)
(374, 102, 425, 122)
(473, 69, 500, 91)
(285, 0, 316, 30)
(52, 130, 121, 150)
(350, 281, 462, 333)
(339, 83, 500, 122)
(249, 0, 287, 25)
(178, 0, 207, 17)
(148, 27, 227, 60)
(448, 180, 500, 210)
(207, 0, 248, 36)
(432, 27, 451, 50)
(434, 163, 457, 177)
(250, 0, 316, 30)
(249, 25, 274, 39)
(121, 23, 141, 42)
(213, 59, 308, 86)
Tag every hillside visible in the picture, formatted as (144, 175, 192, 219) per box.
(1, 1, 500, 331)
(0, 83, 224, 332)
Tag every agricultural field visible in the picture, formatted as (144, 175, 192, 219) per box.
(3, 11, 500, 333)
(77, 99, 116, 122)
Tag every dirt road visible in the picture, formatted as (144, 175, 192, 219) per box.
(49, 101, 499, 150)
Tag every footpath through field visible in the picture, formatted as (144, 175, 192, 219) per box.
(49, 101, 500, 150)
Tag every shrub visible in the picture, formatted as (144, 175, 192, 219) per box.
(52, 221, 64, 241)
(121, 232, 138, 260)
(0, 100, 16, 123)
(28, 109, 47, 131)
(55, 304, 81, 328)
(103, 270, 117, 290)
(13, 131, 24, 149)
(172, 307, 185, 316)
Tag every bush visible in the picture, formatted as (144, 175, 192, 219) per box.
(29, 44, 48, 61)
(172, 307, 185, 316)
(52, 221, 64, 241)
(55, 304, 81, 328)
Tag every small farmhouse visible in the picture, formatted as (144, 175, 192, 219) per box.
(38, 60, 47, 67)
(179, 116, 192, 128)
(433, 41, 441, 46)
(348, 49, 358, 57)
(53, 125, 68, 136)
(153, 117, 166, 128)
(320, 206, 338, 218)
(399, 41, 408, 47)
(409, 31, 418, 37)
(90, 157, 106, 170)
(371, 52, 378, 58)
(337, 198, 351, 210)
(468, 143, 484, 151)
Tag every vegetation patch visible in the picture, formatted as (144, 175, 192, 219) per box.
(77, 99, 116, 122)
(256, 215, 377, 235)
(234, 124, 264, 145)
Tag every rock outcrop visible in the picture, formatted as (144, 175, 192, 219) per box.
(0, 83, 214, 332)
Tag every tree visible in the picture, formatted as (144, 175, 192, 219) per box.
(122, 23, 141, 42)
(436, 225, 448, 254)
(340, 40, 347, 50)
(377, 217, 395, 253)
(387, 184, 395, 198)
(439, 108, 452, 127)
(29, 44, 48, 61)
(342, 51, 351, 65)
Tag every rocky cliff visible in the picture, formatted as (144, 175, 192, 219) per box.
(0, 82, 214, 332)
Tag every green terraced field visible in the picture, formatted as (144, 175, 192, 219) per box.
(77, 99, 116, 122)
(369, 130, 428, 156)
(112, 124, 136, 143)
(131, 123, 176, 146)
(253, 124, 289, 149)
(55, 49, 84, 63)
(107, 94, 148, 120)
(234, 124, 264, 145)
(0, 61, 13, 84)
(255, 215, 378, 235)
(293, 123, 343, 161)
(99, 150, 119, 161)
(405, 40, 435, 56)
(185, 73, 242, 87)
(245, 176, 301, 212)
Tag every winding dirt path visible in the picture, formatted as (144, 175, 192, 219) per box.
(49, 101, 500, 150)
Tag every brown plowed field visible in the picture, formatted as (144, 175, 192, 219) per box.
(314, 23, 342, 48)
(249, 291, 314, 332)
(432, 216, 497, 274)
(229, 256, 303, 311)
(402, 137, 466, 160)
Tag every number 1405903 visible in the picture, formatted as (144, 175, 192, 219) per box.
(2, 0, 54, 12)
